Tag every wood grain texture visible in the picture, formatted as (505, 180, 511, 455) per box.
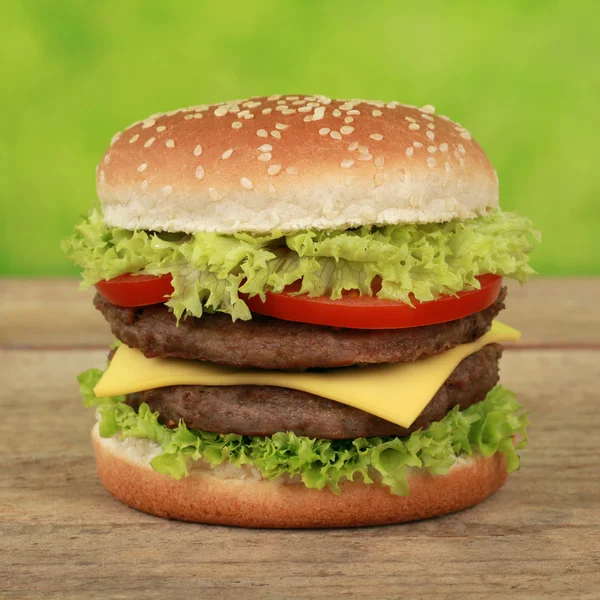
(1, 277, 600, 348)
(1, 279, 600, 599)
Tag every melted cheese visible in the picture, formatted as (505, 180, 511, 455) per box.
(95, 321, 520, 429)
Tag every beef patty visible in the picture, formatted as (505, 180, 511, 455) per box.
(94, 287, 506, 371)
(125, 344, 502, 439)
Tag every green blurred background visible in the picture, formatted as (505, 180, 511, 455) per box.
(1, 0, 598, 276)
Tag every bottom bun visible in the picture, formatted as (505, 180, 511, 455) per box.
(91, 425, 508, 528)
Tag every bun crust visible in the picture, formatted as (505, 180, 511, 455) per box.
(98, 95, 498, 234)
(92, 426, 508, 528)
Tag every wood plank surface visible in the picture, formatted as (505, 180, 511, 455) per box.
(1, 277, 600, 348)
(1, 278, 599, 599)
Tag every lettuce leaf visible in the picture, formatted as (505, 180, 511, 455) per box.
(62, 210, 539, 321)
(79, 368, 528, 496)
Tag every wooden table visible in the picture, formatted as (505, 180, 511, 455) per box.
(1, 278, 599, 599)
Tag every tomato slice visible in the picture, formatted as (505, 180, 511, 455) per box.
(95, 271, 502, 329)
(94, 273, 174, 307)
(242, 274, 502, 329)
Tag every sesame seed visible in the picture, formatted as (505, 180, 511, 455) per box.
(347, 109, 360, 116)
(141, 179, 148, 192)
(193, 113, 203, 119)
(257, 129, 268, 137)
(209, 187, 219, 200)
(421, 104, 436, 114)
(156, 125, 166, 132)
(460, 131, 472, 140)
(426, 131, 435, 141)
(162, 185, 172, 197)
(458, 144, 466, 154)
(129, 134, 139, 144)
(281, 109, 295, 115)
(137, 162, 147, 172)
(195, 166, 205, 180)
(214, 106, 229, 117)
(339, 102, 354, 111)
(332, 109, 342, 117)
(275, 123, 289, 130)
(357, 153, 373, 161)
(276, 100, 287, 105)
(372, 110, 382, 117)
(104, 154, 110, 163)
(240, 177, 253, 190)
(261, 108, 273, 115)
(405, 116, 416, 123)
(286, 166, 299, 175)
(319, 127, 330, 136)
(271, 130, 282, 139)
(267, 94, 281, 101)
(427, 157, 437, 168)
(341, 159, 355, 168)
(427, 123, 435, 129)
(232, 121, 243, 129)
(386, 102, 398, 109)
(421, 114, 434, 122)
(408, 123, 420, 130)
(303, 115, 313, 122)
(340, 126, 354, 135)
(244, 113, 255, 120)
(141, 119, 156, 129)
(348, 141, 359, 151)
(258, 144, 273, 152)
(427, 145, 437, 153)
(184, 114, 193, 120)
(330, 131, 342, 140)
(194, 145, 202, 156)
(268, 164, 282, 175)
(110, 132, 122, 145)
(312, 107, 326, 121)
(358, 145, 369, 154)
(298, 106, 312, 113)
(222, 148, 233, 159)
(144, 137, 156, 148)
(413, 141, 423, 148)
(406, 147, 414, 157)
(258, 152, 272, 161)
(369, 133, 383, 141)
(374, 156, 385, 167)
(439, 143, 449, 152)
(344, 116, 354, 124)
(165, 139, 175, 148)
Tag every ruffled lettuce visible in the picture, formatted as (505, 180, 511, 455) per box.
(62, 210, 539, 321)
(79, 369, 528, 496)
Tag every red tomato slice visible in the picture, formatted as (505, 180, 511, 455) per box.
(242, 274, 502, 329)
(94, 273, 174, 307)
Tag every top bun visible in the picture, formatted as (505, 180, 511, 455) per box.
(97, 95, 498, 233)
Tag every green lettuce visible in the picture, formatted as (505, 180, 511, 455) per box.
(79, 369, 528, 496)
(62, 210, 539, 321)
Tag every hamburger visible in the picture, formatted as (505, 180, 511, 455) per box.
(63, 94, 537, 528)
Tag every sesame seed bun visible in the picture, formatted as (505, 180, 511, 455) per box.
(97, 95, 498, 234)
(92, 424, 508, 528)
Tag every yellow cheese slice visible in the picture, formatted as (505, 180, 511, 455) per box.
(95, 321, 520, 429)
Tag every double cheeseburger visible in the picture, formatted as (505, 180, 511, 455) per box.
(63, 95, 537, 528)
